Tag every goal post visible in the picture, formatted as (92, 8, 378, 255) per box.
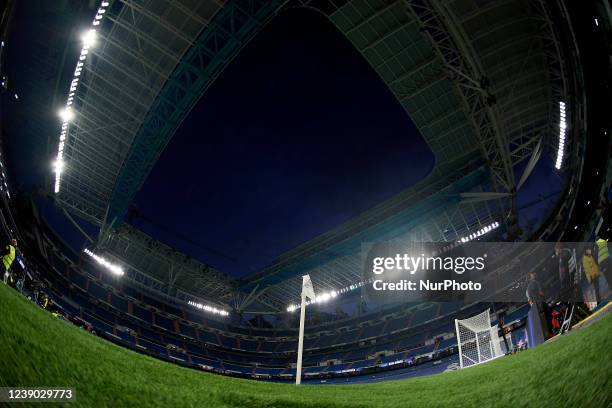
(455, 309, 504, 368)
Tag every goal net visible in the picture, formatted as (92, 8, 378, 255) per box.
(455, 309, 504, 368)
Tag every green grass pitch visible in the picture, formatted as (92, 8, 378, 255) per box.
(0, 283, 610, 407)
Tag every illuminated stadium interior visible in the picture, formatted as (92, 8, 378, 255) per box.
(0, 0, 611, 398)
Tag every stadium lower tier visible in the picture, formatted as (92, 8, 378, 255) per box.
(19, 235, 531, 381)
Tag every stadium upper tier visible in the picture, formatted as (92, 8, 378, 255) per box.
(39, 0, 584, 309)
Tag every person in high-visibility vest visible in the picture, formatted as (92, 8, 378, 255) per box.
(2, 239, 17, 285)
(595, 237, 612, 292)
(582, 247, 601, 304)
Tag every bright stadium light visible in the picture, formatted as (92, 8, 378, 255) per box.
(187, 300, 229, 317)
(52, 159, 65, 175)
(84, 248, 125, 276)
(54, 1, 110, 194)
(555, 101, 567, 170)
(287, 281, 365, 312)
(458, 221, 500, 244)
(81, 29, 97, 48)
(59, 108, 75, 122)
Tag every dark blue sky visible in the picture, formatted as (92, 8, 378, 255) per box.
(130, 9, 434, 276)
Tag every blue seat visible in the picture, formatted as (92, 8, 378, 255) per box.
(185, 342, 205, 356)
(88, 281, 108, 301)
(222, 362, 251, 374)
(131, 304, 152, 323)
(237, 338, 258, 351)
(258, 341, 278, 352)
(179, 323, 196, 339)
(350, 359, 376, 369)
(164, 304, 183, 318)
(69, 271, 87, 290)
(82, 312, 113, 333)
(190, 355, 221, 369)
(137, 338, 167, 356)
(218, 334, 237, 349)
(117, 330, 135, 344)
(168, 350, 188, 362)
(110, 294, 128, 312)
(197, 329, 218, 345)
(361, 322, 385, 339)
(154, 314, 175, 332)
(255, 367, 284, 376)
(411, 306, 438, 327)
(139, 327, 163, 343)
(384, 316, 410, 333)
(55, 298, 79, 316)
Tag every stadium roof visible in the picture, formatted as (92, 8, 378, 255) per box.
(41, 0, 580, 311)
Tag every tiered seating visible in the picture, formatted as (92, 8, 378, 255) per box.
(258, 340, 279, 353)
(254, 366, 285, 376)
(69, 270, 88, 290)
(87, 281, 108, 301)
(131, 303, 153, 323)
(360, 321, 385, 339)
(438, 338, 456, 350)
(137, 338, 168, 356)
(197, 329, 218, 345)
(350, 359, 376, 369)
(110, 293, 128, 312)
(115, 330, 135, 345)
(139, 326, 163, 343)
(168, 350, 189, 362)
(395, 333, 425, 350)
(275, 340, 297, 352)
(238, 338, 259, 352)
(317, 333, 339, 348)
(410, 305, 438, 327)
(82, 312, 113, 333)
(335, 329, 359, 345)
(190, 355, 221, 369)
(384, 315, 409, 333)
(178, 322, 197, 339)
(154, 313, 175, 332)
(37, 230, 530, 382)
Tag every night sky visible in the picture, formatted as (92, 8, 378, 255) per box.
(131, 9, 434, 276)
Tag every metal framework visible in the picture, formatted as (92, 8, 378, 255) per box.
(405, 0, 514, 198)
(48, 0, 579, 311)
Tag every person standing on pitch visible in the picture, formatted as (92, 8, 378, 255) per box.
(2, 239, 17, 284)
(526, 271, 550, 340)
(582, 247, 601, 305)
(595, 237, 612, 291)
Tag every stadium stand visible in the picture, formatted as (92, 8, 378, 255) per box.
(32, 220, 536, 381)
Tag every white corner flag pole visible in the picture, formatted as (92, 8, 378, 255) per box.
(296, 274, 315, 385)
(295, 291, 307, 385)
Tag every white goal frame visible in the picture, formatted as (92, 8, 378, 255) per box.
(455, 309, 504, 368)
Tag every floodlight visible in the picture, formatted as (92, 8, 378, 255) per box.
(59, 108, 75, 122)
(52, 159, 65, 175)
(81, 29, 97, 48)
(187, 300, 229, 316)
(84, 248, 125, 276)
(555, 100, 567, 169)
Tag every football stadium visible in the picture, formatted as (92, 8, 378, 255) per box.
(0, 0, 611, 406)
